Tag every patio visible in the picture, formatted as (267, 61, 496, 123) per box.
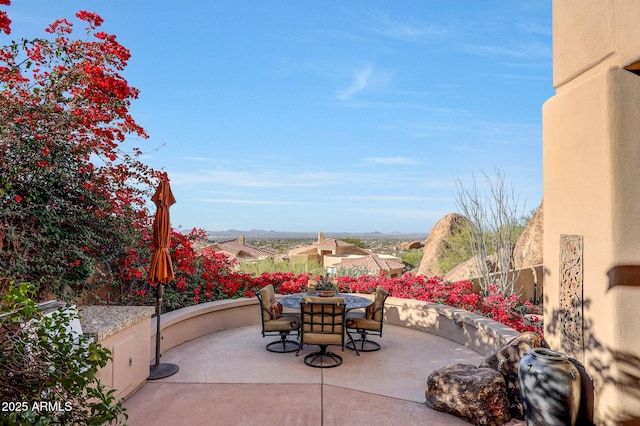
(123, 322, 523, 425)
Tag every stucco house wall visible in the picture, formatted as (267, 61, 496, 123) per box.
(544, 1, 640, 423)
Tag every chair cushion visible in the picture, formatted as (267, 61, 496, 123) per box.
(346, 316, 380, 331)
(365, 303, 375, 320)
(259, 285, 276, 322)
(270, 301, 283, 319)
(264, 315, 300, 332)
(372, 286, 388, 321)
(303, 332, 343, 345)
(302, 296, 344, 304)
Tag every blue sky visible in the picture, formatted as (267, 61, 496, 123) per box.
(7, 1, 553, 234)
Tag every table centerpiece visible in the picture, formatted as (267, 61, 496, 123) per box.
(314, 277, 337, 297)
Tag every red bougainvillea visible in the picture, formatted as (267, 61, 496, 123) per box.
(0, 9, 156, 298)
(0, 1, 10, 35)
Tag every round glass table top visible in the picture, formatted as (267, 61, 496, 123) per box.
(278, 293, 372, 311)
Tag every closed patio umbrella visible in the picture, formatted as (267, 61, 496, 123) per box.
(148, 173, 179, 380)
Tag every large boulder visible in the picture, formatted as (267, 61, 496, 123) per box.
(513, 202, 543, 269)
(445, 202, 544, 283)
(479, 332, 549, 419)
(400, 240, 423, 250)
(425, 363, 511, 426)
(418, 213, 472, 277)
(445, 252, 499, 283)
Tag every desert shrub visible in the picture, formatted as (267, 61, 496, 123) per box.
(455, 169, 528, 296)
(333, 265, 376, 278)
(339, 238, 367, 249)
(239, 258, 323, 276)
(399, 248, 423, 268)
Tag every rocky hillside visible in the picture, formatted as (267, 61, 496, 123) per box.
(417, 203, 544, 281)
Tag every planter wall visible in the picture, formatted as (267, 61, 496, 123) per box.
(149, 294, 520, 361)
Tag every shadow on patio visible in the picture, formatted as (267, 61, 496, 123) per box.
(123, 323, 487, 425)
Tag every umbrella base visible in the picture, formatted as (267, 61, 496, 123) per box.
(148, 363, 179, 380)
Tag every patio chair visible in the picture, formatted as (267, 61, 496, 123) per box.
(296, 296, 348, 368)
(256, 284, 300, 353)
(346, 285, 389, 352)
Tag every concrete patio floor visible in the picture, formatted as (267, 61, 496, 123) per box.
(123, 324, 521, 425)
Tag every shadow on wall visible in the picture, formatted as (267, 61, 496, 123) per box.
(383, 298, 520, 357)
(545, 264, 640, 425)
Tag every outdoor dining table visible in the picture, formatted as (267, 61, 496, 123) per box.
(278, 293, 373, 312)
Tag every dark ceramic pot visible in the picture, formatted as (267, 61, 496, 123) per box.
(518, 348, 581, 426)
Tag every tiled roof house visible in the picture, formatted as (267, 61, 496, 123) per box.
(201, 235, 276, 262)
(327, 254, 405, 278)
(289, 232, 374, 271)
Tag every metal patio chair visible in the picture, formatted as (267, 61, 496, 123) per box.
(256, 284, 299, 353)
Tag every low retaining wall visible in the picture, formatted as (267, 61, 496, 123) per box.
(150, 294, 520, 361)
(383, 297, 520, 356)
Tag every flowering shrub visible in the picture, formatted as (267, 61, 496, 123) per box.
(120, 228, 257, 311)
(331, 272, 540, 334)
(0, 0, 9, 35)
(0, 7, 156, 299)
(130, 243, 541, 335)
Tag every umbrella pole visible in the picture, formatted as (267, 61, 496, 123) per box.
(148, 283, 179, 380)
(155, 283, 162, 366)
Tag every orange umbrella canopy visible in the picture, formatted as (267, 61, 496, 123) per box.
(148, 174, 176, 285)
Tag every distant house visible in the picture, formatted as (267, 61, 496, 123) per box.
(327, 254, 405, 278)
(289, 232, 395, 274)
(201, 235, 276, 262)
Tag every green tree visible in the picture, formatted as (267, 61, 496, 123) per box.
(341, 238, 368, 249)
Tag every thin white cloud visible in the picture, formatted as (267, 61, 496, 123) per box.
(197, 198, 306, 206)
(463, 41, 551, 59)
(343, 206, 451, 222)
(368, 13, 449, 41)
(345, 194, 446, 202)
(170, 168, 365, 189)
(337, 64, 392, 100)
(337, 64, 374, 100)
(334, 99, 430, 111)
(418, 179, 457, 189)
(170, 170, 312, 188)
(498, 73, 549, 81)
(365, 156, 420, 165)
(517, 21, 551, 37)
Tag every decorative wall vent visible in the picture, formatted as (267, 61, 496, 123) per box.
(559, 234, 584, 362)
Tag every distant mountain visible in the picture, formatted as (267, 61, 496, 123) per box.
(206, 229, 428, 242)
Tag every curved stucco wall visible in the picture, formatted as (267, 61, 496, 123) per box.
(149, 294, 520, 361)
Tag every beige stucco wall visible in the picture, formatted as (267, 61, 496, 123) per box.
(544, 1, 640, 422)
(552, 0, 640, 88)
